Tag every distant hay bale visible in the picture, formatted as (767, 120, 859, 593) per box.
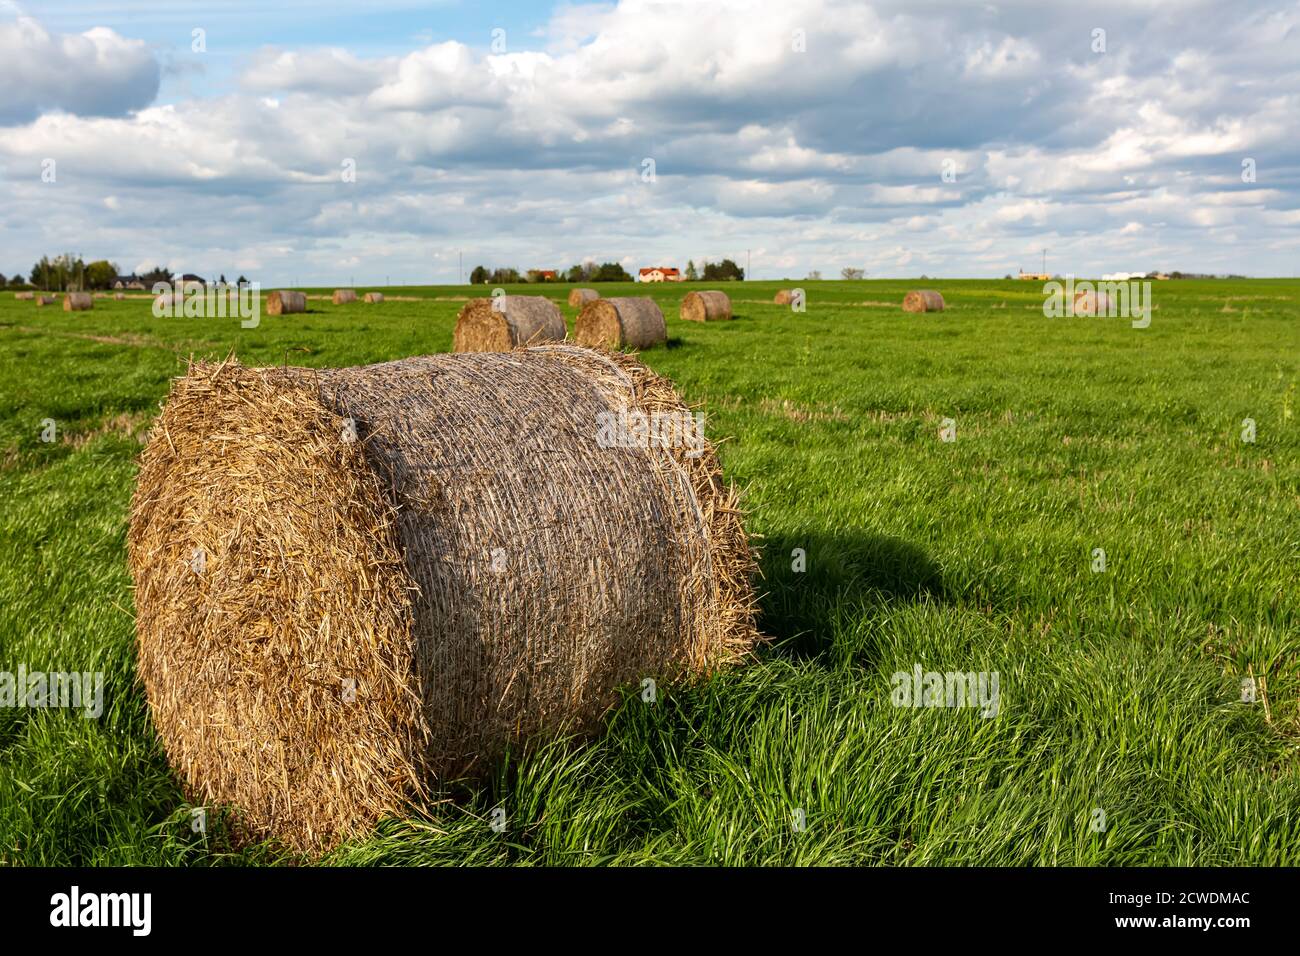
(64, 292, 94, 311)
(332, 289, 358, 305)
(680, 290, 732, 322)
(574, 297, 667, 350)
(363, 292, 384, 304)
(568, 288, 599, 307)
(902, 290, 945, 313)
(773, 290, 794, 305)
(114, 292, 126, 301)
(267, 291, 307, 316)
(34, 296, 56, 306)
(1073, 290, 1111, 316)
(128, 346, 759, 854)
(453, 295, 566, 352)
(14, 292, 34, 300)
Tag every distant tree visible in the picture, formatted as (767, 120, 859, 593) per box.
(139, 265, 172, 287)
(807, 270, 822, 280)
(470, 265, 490, 285)
(702, 258, 744, 281)
(85, 260, 118, 290)
(592, 261, 632, 282)
(685, 259, 698, 281)
(841, 267, 865, 280)
(488, 267, 521, 284)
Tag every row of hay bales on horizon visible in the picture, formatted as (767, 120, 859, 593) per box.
(13, 284, 951, 325)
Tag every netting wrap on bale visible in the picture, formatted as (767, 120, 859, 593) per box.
(453, 295, 566, 352)
(902, 290, 945, 312)
(128, 346, 758, 854)
(574, 297, 667, 351)
(680, 290, 732, 322)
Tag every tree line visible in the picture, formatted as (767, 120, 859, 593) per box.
(467, 258, 747, 284)
(11, 255, 250, 291)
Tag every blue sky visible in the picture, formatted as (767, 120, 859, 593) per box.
(1, 0, 1298, 283)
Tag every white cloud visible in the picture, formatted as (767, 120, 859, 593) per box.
(0, 17, 158, 124)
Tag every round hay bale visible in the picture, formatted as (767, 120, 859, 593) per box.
(63, 292, 94, 311)
(267, 291, 307, 316)
(680, 290, 732, 322)
(363, 292, 384, 304)
(773, 290, 794, 305)
(568, 288, 599, 308)
(14, 291, 34, 300)
(128, 346, 758, 853)
(574, 297, 667, 350)
(1073, 290, 1111, 316)
(452, 295, 566, 352)
(35, 295, 56, 307)
(114, 292, 126, 301)
(902, 290, 945, 312)
(332, 289, 358, 305)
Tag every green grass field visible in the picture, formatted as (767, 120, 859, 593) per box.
(1, 278, 1296, 865)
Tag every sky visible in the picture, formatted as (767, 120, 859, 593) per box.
(1, 0, 1298, 283)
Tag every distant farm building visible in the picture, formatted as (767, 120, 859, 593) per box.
(1018, 269, 1051, 281)
(114, 275, 147, 290)
(639, 267, 682, 282)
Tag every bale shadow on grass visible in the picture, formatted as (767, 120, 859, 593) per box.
(756, 529, 946, 662)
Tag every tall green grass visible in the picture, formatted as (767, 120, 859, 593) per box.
(0, 278, 1295, 865)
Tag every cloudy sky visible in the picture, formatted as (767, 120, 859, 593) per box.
(1, 0, 1297, 283)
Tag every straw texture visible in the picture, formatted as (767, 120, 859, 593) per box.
(568, 288, 599, 307)
(333, 290, 358, 305)
(773, 290, 794, 305)
(680, 291, 732, 322)
(267, 291, 307, 315)
(128, 346, 758, 854)
(452, 295, 566, 352)
(574, 297, 667, 350)
(902, 290, 945, 312)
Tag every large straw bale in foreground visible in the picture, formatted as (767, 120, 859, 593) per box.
(680, 290, 732, 322)
(128, 346, 758, 853)
(453, 295, 566, 352)
(267, 291, 307, 315)
(574, 297, 667, 350)
(902, 290, 945, 312)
